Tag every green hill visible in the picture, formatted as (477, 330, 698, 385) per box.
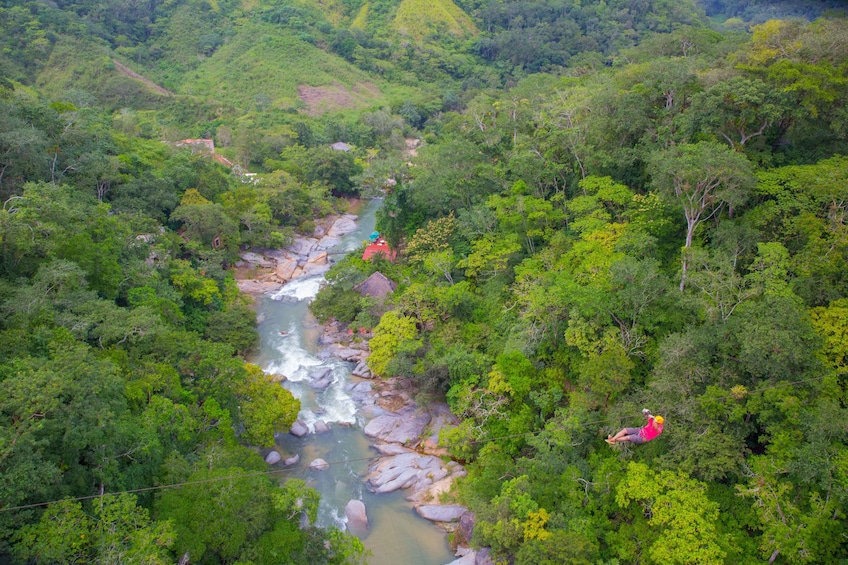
(35, 38, 173, 110)
(393, 0, 478, 41)
(182, 24, 388, 114)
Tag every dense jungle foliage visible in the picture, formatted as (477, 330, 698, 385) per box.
(0, 122, 366, 562)
(314, 12, 848, 565)
(1, 0, 847, 563)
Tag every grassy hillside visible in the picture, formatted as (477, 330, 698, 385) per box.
(142, 2, 235, 91)
(36, 38, 173, 110)
(393, 0, 478, 41)
(183, 24, 388, 114)
(31, 21, 399, 121)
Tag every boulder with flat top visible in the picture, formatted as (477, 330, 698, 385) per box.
(363, 407, 431, 445)
(415, 504, 468, 523)
(327, 216, 357, 237)
(445, 553, 476, 565)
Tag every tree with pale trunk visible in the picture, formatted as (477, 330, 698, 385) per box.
(648, 141, 754, 290)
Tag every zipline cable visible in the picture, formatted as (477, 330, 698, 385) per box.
(0, 455, 380, 513)
(0, 373, 833, 513)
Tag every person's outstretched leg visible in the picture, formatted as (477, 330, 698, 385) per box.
(607, 428, 641, 444)
(607, 429, 629, 443)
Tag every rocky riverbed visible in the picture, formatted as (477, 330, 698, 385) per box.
(301, 324, 483, 562)
(236, 210, 489, 563)
(234, 212, 358, 295)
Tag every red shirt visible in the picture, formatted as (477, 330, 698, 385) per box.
(639, 417, 663, 442)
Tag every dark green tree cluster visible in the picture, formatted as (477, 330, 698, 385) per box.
(318, 15, 848, 563)
(472, 0, 706, 73)
(701, 0, 845, 23)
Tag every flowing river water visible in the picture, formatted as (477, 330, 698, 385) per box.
(249, 199, 456, 565)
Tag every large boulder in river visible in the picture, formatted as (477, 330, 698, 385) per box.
(309, 367, 333, 380)
(275, 257, 299, 281)
(309, 458, 330, 471)
(365, 452, 445, 494)
(371, 443, 413, 456)
(290, 421, 309, 437)
(363, 407, 431, 445)
(313, 420, 330, 434)
(346, 381, 372, 402)
(307, 250, 328, 265)
(236, 279, 280, 295)
(327, 216, 357, 237)
(344, 500, 369, 534)
(308, 367, 334, 390)
(333, 346, 365, 362)
(445, 553, 476, 565)
(415, 504, 467, 523)
(351, 360, 373, 378)
(284, 454, 300, 466)
(290, 238, 319, 257)
(264, 451, 282, 465)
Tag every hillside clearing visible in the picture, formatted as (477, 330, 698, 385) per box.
(298, 81, 382, 116)
(112, 60, 173, 96)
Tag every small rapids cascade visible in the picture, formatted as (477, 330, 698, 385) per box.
(250, 200, 457, 564)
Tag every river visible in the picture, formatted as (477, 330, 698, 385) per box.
(249, 199, 456, 565)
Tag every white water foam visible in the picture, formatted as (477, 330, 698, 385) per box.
(269, 275, 323, 302)
(316, 369, 357, 424)
(326, 507, 348, 530)
(293, 363, 357, 427)
(263, 332, 322, 382)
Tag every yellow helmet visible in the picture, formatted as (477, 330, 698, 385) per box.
(655, 415, 665, 425)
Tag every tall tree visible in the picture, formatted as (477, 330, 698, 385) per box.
(615, 462, 728, 565)
(648, 141, 754, 290)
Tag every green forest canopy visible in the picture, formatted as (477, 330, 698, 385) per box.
(1, 0, 848, 563)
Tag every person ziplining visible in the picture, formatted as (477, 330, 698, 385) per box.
(606, 409, 664, 445)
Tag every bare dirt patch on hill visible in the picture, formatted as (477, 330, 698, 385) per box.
(112, 60, 172, 96)
(298, 81, 382, 116)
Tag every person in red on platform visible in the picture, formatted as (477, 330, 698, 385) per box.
(606, 409, 664, 445)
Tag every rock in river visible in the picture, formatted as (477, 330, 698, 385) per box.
(363, 407, 431, 445)
(344, 499, 369, 534)
(351, 360, 373, 378)
(365, 452, 444, 494)
(444, 553, 476, 565)
(309, 458, 330, 471)
(327, 215, 357, 237)
(290, 421, 309, 437)
(264, 451, 282, 465)
(308, 367, 334, 390)
(415, 504, 468, 523)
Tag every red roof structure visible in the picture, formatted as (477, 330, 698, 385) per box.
(362, 238, 396, 262)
